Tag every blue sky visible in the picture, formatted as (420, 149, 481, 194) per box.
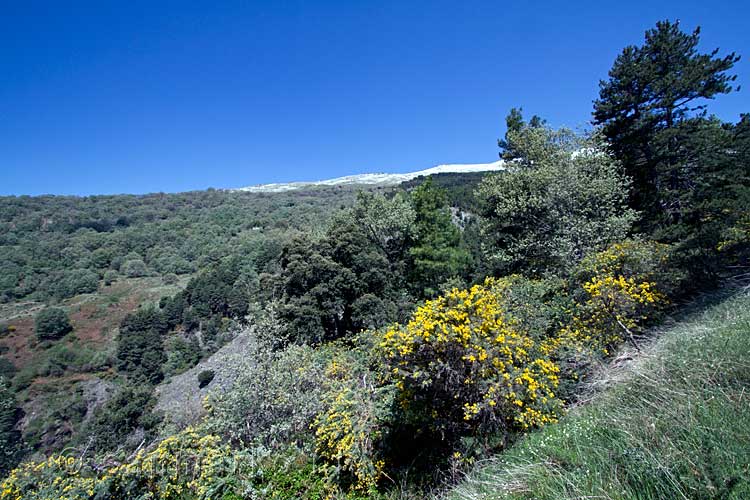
(1, 1, 748, 196)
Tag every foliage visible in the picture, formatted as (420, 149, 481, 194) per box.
(102, 269, 118, 285)
(351, 191, 416, 263)
(446, 291, 750, 500)
(408, 178, 472, 298)
(556, 240, 680, 353)
(34, 308, 72, 341)
(181, 256, 256, 323)
(0, 427, 266, 500)
(54, 269, 99, 299)
(0, 360, 15, 381)
(115, 307, 168, 384)
(497, 107, 546, 162)
(83, 384, 160, 452)
(313, 334, 395, 493)
(0, 19, 747, 498)
(0, 186, 361, 302)
(478, 125, 636, 276)
(278, 212, 404, 344)
(163, 335, 202, 376)
(399, 172, 489, 212)
(197, 369, 215, 388)
(205, 332, 328, 450)
(380, 279, 562, 450)
(120, 259, 148, 278)
(0, 378, 23, 476)
(593, 20, 740, 235)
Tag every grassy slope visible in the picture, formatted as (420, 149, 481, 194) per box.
(446, 290, 750, 500)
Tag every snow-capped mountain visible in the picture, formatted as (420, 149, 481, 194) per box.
(236, 160, 505, 193)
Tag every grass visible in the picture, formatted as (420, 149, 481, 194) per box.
(445, 289, 750, 500)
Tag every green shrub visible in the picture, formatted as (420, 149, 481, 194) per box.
(207, 343, 328, 449)
(197, 369, 215, 388)
(121, 259, 148, 278)
(162, 272, 179, 285)
(1, 427, 266, 500)
(84, 384, 160, 452)
(0, 377, 23, 476)
(54, 269, 99, 299)
(102, 270, 118, 286)
(0, 359, 15, 380)
(34, 308, 73, 341)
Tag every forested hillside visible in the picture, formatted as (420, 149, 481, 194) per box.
(1, 20, 748, 500)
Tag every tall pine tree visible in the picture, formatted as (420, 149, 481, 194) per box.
(593, 20, 739, 234)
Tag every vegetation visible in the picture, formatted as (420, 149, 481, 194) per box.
(0, 378, 23, 476)
(408, 178, 473, 297)
(0, 18, 747, 500)
(446, 291, 750, 500)
(34, 308, 72, 341)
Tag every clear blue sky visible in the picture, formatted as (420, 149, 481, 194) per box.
(1, 1, 748, 196)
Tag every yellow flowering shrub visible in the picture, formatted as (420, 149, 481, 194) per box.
(380, 278, 562, 446)
(718, 213, 750, 254)
(313, 336, 393, 494)
(0, 427, 260, 500)
(558, 240, 675, 353)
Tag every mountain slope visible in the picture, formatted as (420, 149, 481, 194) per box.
(236, 160, 505, 192)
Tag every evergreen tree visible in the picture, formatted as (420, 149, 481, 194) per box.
(115, 308, 168, 384)
(408, 178, 472, 297)
(593, 20, 740, 232)
(498, 107, 546, 161)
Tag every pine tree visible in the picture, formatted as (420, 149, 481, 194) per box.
(593, 20, 740, 232)
(408, 178, 472, 297)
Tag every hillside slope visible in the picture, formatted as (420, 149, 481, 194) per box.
(445, 289, 750, 500)
(236, 160, 504, 192)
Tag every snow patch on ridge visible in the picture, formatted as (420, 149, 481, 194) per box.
(236, 160, 505, 193)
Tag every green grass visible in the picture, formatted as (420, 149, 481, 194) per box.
(445, 290, 750, 500)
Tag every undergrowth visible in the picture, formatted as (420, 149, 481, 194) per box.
(445, 289, 750, 500)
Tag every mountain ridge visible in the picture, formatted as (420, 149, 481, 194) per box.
(235, 160, 505, 193)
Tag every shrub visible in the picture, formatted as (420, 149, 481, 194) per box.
(34, 308, 73, 341)
(102, 270, 118, 286)
(197, 369, 215, 388)
(121, 259, 148, 278)
(380, 279, 562, 451)
(163, 336, 201, 376)
(162, 272, 179, 285)
(54, 269, 99, 299)
(313, 334, 394, 493)
(205, 338, 328, 450)
(84, 384, 160, 452)
(0, 427, 266, 500)
(0, 359, 15, 380)
(557, 240, 682, 353)
(0, 377, 23, 475)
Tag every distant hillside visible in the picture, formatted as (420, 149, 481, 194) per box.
(0, 173, 490, 458)
(236, 160, 504, 192)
